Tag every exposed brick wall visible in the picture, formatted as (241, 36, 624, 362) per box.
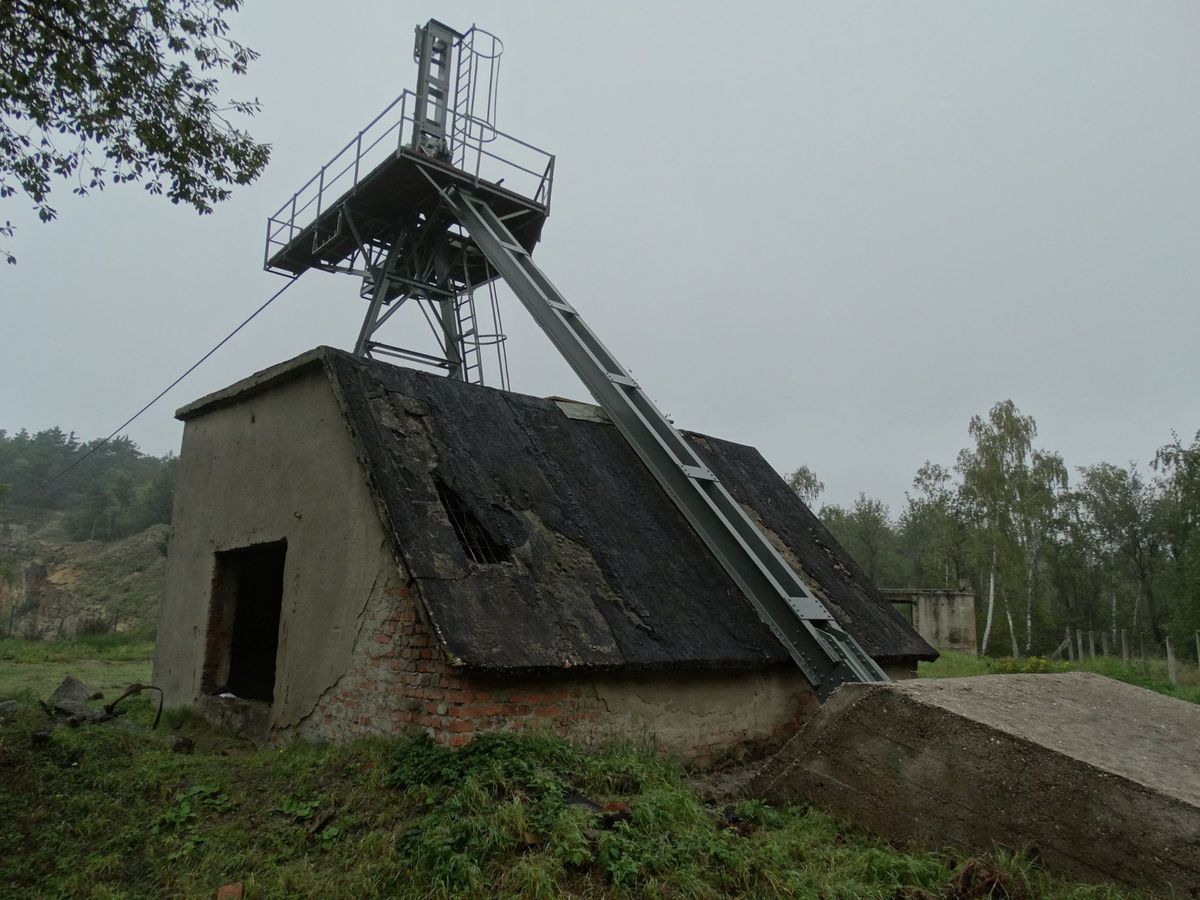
(294, 576, 819, 761)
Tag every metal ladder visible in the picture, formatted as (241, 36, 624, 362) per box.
(450, 36, 473, 170)
(412, 20, 457, 157)
(455, 292, 484, 384)
(450, 190, 890, 700)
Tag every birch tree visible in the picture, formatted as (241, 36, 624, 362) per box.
(1011, 449, 1068, 651)
(957, 401, 1039, 657)
(785, 465, 824, 507)
(1076, 462, 1165, 641)
(901, 461, 970, 589)
(1154, 431, 1200, 643)
(820, 494, 901, 586)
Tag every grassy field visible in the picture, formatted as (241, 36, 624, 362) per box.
(0, 635, 154, 700)
(0, 637, 1145, 898)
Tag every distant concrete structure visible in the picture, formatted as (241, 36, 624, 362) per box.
(884, 589, 977, 654)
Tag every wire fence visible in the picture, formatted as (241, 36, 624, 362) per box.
(1051, 627, 1200, 688)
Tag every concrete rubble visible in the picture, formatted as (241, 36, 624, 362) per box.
(47, 675, 106, 723)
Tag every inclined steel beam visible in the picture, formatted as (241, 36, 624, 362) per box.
(449, 189, 888, 700)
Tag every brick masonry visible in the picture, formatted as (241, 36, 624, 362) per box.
(292, 574, 820, 761)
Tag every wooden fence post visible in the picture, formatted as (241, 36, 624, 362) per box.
(1077, 628, 1085, 664)
(1195, 630, 1199, 668)
(1121, 629, 1129, 665)
(1101, 632, 1109, 657)
(1167, 636, 1179, 686)
(1066, 627, 1074, 662)
(1089, 631, 1096, 660)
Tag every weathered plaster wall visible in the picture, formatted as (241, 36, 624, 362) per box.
(153, 366, 398, 731)
(881, 662, 918, 681)
(884, 589, 976, 653)
(297, 575, 819, 762)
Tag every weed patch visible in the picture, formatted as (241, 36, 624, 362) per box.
(0, 641, 1149, 897)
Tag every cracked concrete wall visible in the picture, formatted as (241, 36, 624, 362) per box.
(574, 669, 820, 758)
(153, 366, 397, 731)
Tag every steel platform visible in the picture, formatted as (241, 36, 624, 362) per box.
(265, 148, 548, 279)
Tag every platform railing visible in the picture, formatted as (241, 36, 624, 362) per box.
(264, 90, 555, 273)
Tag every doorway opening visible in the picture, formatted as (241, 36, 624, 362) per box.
(203, 540, 287, 702)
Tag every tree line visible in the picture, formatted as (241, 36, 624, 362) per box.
(790, 400, 1200, 660)
(0, 428, 175, 541)
(4, 409, 1198, 661)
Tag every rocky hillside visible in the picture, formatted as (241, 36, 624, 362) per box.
(0, 505, 166, 638)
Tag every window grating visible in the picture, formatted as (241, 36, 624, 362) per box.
(435, 477, 510, 564)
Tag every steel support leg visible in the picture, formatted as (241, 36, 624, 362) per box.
(353, 237, 406, 356)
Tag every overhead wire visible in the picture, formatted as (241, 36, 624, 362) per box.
(45, 276, 300, 485)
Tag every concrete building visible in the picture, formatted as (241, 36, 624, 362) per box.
(884, 589, 977, 654)
(153, 347, 934, 760)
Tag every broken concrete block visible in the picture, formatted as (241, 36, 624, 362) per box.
(0, 699, 26, 720)
(752, 673, 1200, 896)
(48, 675, 99, 708)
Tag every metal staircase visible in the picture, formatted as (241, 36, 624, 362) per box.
(449, 189, 890, 701)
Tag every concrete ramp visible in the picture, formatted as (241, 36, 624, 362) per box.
(752, 673, 1200, 895)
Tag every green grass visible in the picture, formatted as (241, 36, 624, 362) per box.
(0, 640, 1143, 898)
(917, 651, 993, 679)
(920, 651, 1200, 704)
(0, 713, 1137, 899)
(0, 635, 153, 701)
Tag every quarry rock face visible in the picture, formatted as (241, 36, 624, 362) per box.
(752, 673, 1200, 896)
(0, 522, 168, 639)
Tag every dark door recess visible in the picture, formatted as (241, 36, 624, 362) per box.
(203, 540, 287, 703)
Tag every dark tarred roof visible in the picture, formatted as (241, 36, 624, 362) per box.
(312, 349, 934, 672)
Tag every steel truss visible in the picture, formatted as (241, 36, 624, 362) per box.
(329, 204, 509, 388)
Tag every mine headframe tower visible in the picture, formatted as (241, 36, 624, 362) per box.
(264, 20, 552, 388)
(263, 19, 889, 701)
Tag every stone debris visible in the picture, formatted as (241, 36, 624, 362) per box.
(172, 736, 195, 754)
(0, 699, 26, 721)
(45, 675, 108, 724)
(30, 725, 55, 747)
(49, 675, 101, 707)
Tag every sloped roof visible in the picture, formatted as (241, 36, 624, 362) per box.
(182, 347, 934, 672)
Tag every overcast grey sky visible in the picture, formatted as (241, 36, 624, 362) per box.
(2, 1, 1198, 512)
